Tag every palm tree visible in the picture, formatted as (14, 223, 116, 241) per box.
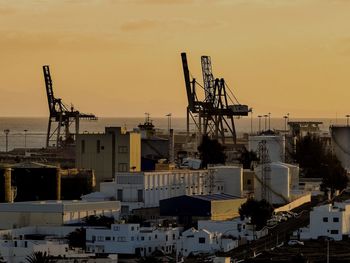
(25, 251, 56, 263)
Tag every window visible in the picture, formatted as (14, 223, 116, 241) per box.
(131, 226, 135, 231)
(141, 236, 145, 241)
(247, 179, 251, 185)
(113, 226, 120, 231)
(323, 217, 328, 222)
(131, 236, 134, 241)
(97, 140, 101, 153)
(118, 163, 128, 172)
(138, 190, 143, 202)
(155, 234, 158, 239)
(118, 146, 128, 153)
(166, 235, 168, 241)
(173, 234, 175, 240)
(117, 189, 123, 201)
(97, 236, 104, 241)
(81, 140, 85, 154)
(333, 217, 339, 222)
(199, 237, 205, 244)
(105, 236, 111, 241)
(331, 230, 339, 234)
(24, 241, 27, 248)
(149, 236, 151, 241)
(117, 237, 126, 242)
(148, 247, 152, 253)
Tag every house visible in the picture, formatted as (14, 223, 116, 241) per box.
(299, 200, 350, 241)
(86, 223, 181, 257)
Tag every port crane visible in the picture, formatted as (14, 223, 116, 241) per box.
(43, 65, 97, 148)
(181, 52, 249, 144)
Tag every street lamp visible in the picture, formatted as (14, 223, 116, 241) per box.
(283, 116, 288, 132)
(3, 129, 10, 152)
(268, 112, 271, 131)
(249, 108, 253, 134)
(166, 113, 172, 133)
(24, 129, 28, 153)
(258, 115, 262, 133)
(264, 115, 268, 131)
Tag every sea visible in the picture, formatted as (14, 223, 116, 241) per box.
(0, 117, 346, 152)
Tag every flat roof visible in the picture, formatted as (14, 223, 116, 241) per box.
(190, 193, 242, 201)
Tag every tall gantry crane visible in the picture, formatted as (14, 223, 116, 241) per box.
(43, 65, 97, 148)
(181, 52, 249, 144)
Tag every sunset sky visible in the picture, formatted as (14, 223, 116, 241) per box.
(1, 0, 350, 118)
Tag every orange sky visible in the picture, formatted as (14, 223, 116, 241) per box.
(1, 0, 350, 118)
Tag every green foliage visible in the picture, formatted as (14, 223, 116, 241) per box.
(293, 134, 348, 196)
(123, 214, 146, 224)
(137, 256, 162, 263)
(197, 135, 226, 168)
(66, 228, 86, 249)
(239, 149, 259, 170)
(83, 215, 115, 227)
(239, 198, 274, 230)
(25, 251, 55, 263)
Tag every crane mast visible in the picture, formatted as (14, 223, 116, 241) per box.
(43, 65, 97, 148)
(181, 52, 249, 145)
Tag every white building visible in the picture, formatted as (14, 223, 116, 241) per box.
(0, 200, 120, 229)
(86, 223, 180, 256)
(0, 226, 94, 263)
(299, 200, 350, 241)
(330, 126, 350, 172)
(100, 166, 243, 212)
(177, 228, 238, 258)
(198, 218, 267, 242)
(249, 135, 285, 163)
(76, 127, 141, 188)
(254, 162, 299, 204)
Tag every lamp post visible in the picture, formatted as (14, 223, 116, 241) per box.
(166, 113, 172, 134)
(4, 129, 10, 152)
(249, 108, 253, 134)
(24, 129, 28, 153)
(258, 115, 262, 133)
(283, 116, 288, 132)
(264, 115, 268, 131)
(268, 112, 271, 131)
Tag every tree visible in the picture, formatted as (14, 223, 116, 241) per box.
(66, 228, 86, 249)
(197, 135, 226, 168)
(239, 148, 258, 170)
(25, 252, 55, 263)
(239, 198, 274, 230)
(83, 215, 114, 227)
(293, 134, 348, 197)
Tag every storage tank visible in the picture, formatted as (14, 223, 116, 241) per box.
(254, 162, 290, 204)
(278, 162, 299, 190)
(330, 126, 350, 172)
(249, 135, 285, 162)
(210, 166, 243, 197)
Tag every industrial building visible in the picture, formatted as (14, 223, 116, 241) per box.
(254, 162, 300, 205)
(76, 127, 141, 188)
(330, 125, 350, 172)
(0, 200, 120, 229)
(159, 194, 247, 222)
(248, 135, 286, 163)
(100, 166, 243, 212)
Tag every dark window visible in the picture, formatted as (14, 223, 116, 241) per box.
(166, 235, 168, 241)
(148, 247, 152, 253)
(105, 236, 111, 241)
(331, 230, 339, 234)
(119, 146, 128, 153)
(141, 236, 144, 241)
(323, 217, 328, 222)
(138, 190, 143, 202)
(333, 217, 339, 222)
(131, 226, 134, 231)
(97, 140, 101, 153)
(173, 234, 175, 240)
(247, 179, 251, 185)
(24, 241, 27, 248)
(117, 189, 123, 201)
(81, 140, 85, 154)
(155, 234, 158, 239)
(199, 237, 205, 244)
(118, 163, 128, 172)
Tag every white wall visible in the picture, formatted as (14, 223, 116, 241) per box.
(249, 135, 285, 163)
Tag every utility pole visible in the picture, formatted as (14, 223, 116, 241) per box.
(4, 129, 9, 152)
(166, 113, 172, 134)
(250, 108, 253, 134)
(264, 114, 268, 131)
(268, 112, 271, 130)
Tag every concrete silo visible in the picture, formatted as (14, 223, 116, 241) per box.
(330, 126, 350, 172)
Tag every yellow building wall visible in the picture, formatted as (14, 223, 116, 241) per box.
(210, 198, 247, 221)
(129, 132, 141, 172)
